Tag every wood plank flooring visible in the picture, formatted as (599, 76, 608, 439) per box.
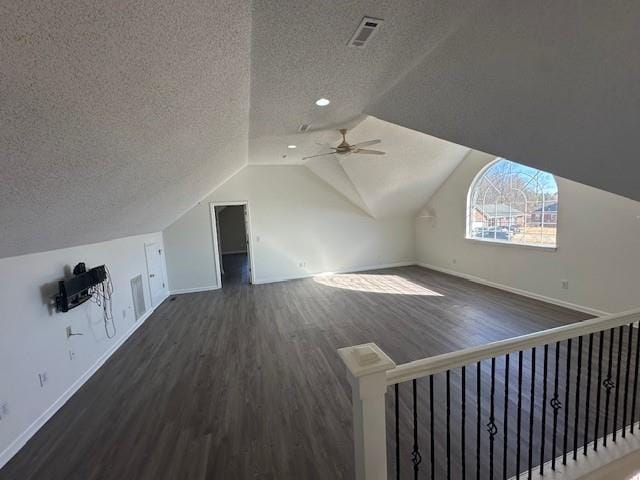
(0, 266, 597, 480)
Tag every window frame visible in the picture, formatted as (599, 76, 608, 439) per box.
(465, 159, 559, 251)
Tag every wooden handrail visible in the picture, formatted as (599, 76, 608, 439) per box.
(386, 308, 640, 386)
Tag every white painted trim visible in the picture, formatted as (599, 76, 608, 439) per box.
(209, 201, 256, 287)
(0, 293, 169, 469)
(222, 250, 247, 255)
(508, 422, 640, 480)
(464, 236, 558, 252)
(169, 285, 220, 295)
(338, 343, 395, 480)
(464, 157, 562, 251)
(386, 307, 640, 384)
(417, 262, 610, 317)
(253, 261, 416, 285)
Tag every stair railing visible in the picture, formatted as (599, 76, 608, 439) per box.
(338, 308, 640, 480)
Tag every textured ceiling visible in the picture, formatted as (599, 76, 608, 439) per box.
(248, 0, 477, 165)
(305, 117, 470, 218)
(0, 0, 251, 258)
(368, 1, 640, 202)
(3, 0, 640, 258)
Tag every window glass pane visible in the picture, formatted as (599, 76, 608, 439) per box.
(466, 159, 558, 247)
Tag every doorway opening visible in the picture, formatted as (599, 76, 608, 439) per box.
(210, 202, 254, 288)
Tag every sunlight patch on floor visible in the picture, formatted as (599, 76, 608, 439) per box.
(314, 273, 443, 296)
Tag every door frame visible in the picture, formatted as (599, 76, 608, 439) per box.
(144, 241, 166, 307)
(209, 201, 256, 288)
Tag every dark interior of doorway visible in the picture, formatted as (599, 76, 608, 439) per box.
(215, 205, 250, 287)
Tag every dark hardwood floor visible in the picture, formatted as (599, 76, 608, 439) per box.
(1, 266, 598, 480)
(221, 253, 249, 287)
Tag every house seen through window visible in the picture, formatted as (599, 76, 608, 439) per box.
(467, 159, 558, 247)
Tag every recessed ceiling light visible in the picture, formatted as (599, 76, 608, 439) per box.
(315, 98, 330, 106)
(287, 145, 297, 149)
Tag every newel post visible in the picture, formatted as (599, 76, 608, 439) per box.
(338, 343, 396, 480)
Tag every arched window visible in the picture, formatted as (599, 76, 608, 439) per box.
(467, 159, 558, 247)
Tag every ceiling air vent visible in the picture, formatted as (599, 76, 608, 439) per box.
(348, 17, 383, 48)
(298, 123, 311, 133)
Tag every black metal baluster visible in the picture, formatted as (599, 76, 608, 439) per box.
(528, 348, 536, 480)
(603, 328, 615, 447)
(622, 324, 633, 437)
(551, 342, 561, 470)
(562, 339, 572, 465)
(594, 331, 605, 451)
(613, 325, 624, 441)
(477, 361, 482, 480)
(516, 351, 523, 479)
(503, 354, 510, 480)
(632, 324, 640, 435)
(583, 333, 594, 455)
(412, 379, 421, 479)
(430, 375, 435, 480)
(447, 370, 451, 480)
(573, 336, 583, 459)
(489, 357, 497, 480)
(539, 345, 549, 475)
(395, 383, 400, 480)
(462, 366, 466, 480)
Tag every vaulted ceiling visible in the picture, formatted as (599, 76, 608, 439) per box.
(305, 116, 470, 218)
(0, 1, 251, 258)
(2, 1, 640, 258)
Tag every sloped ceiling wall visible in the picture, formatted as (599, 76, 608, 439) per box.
(3, 0, 640, 259)
(304, 117, 470, 218)
(368, 1, 640, 202)
(0, 0, 251, 258)
(247, 0, 478, 166)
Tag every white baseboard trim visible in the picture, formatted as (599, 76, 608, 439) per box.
(417, 263, 610, 317)
(508, 422, 640, 479)
(0, 293, 169, 470)
(253, 261, 416, 285)
(222, 250, 247, 255)
(169, 285, 220, 295)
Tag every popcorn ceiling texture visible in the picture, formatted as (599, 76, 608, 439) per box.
(248, 0, 476, 166)
(306, 117, 470, 218)
(3, 0, 640, 258)
(368, 1, 640, 203)
(0, 0, 251, 258)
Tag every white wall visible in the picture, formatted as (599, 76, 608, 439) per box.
(417, 150, 640, 314)
(163, 165, 416, 292)
(0, 232, 168, 467)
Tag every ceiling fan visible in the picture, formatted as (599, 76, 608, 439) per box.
(302, 129, 385, 160)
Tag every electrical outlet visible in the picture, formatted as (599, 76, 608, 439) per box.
(298, 261, 306, 268)
(122, 309, 127, 320)
(38, 372, 48, 388)
(452, 258, 457, 265)
(0, 402, 8, 420)
(69, 349, 76, 361)
(561, 280, 569, 290)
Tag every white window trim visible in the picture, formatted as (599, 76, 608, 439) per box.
(465, 159, 559, 250)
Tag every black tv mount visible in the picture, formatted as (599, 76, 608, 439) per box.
(55, 263, 107, 313)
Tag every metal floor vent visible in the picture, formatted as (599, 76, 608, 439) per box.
(348, 17, 383, 48)
(131, 274, 146, 321)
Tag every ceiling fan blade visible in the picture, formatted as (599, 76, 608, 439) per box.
(351, 139, 381, 148)
(302, 151, 338, 160)
(354, 149, 386, 155)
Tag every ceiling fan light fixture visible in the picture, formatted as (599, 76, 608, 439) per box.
(315, 98, 330, 106)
